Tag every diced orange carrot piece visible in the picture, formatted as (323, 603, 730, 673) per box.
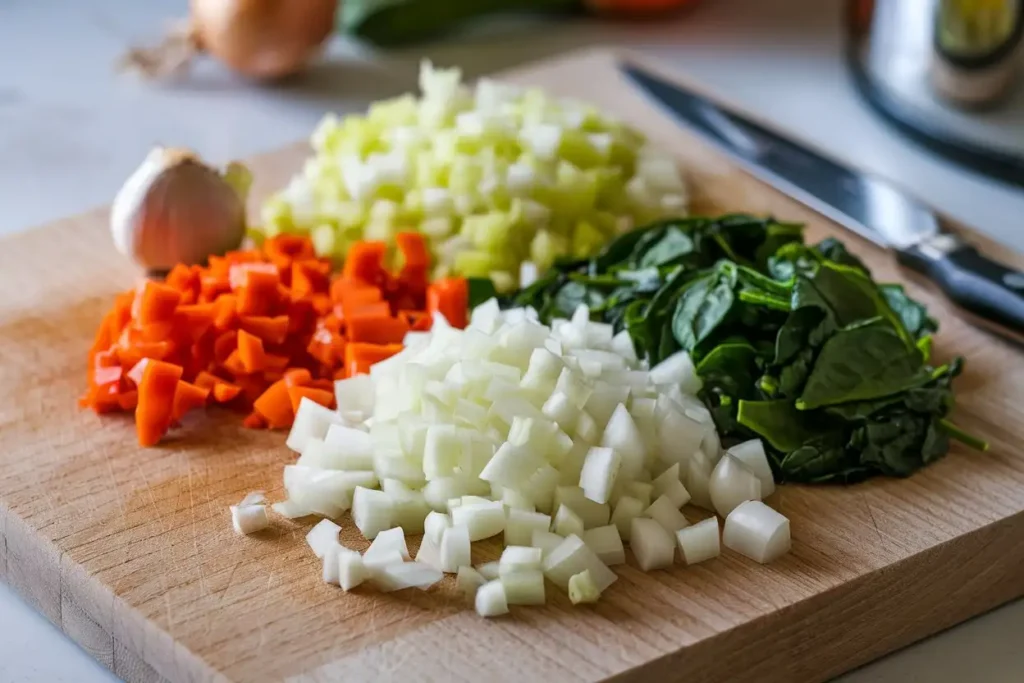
(221, 350, 247, 376)
(242, 411, 268, 429)
(228, 262, 278, 291)
(344, 342, 403, 377)
(305, 378, 334, 392)
(93, 365, 123, 387)
(135, 280, 182, 325)
(237, 315, 289, 345)
(136, 360, 183, 446)
(290, 260, 330, 299)
(264, 235, 316, 268)
(235, 268, 280, 316)
(213, 330, 237, 364)
(118, 390, 139, 411)
(400, 310, 432, 332)
(212, 382, 242, 403)
(342, 240, 387, 283)
(283, 368, 313, 387)
(213, 294, 238, 329)
(287, 385, 335, 413)
(126, 359, 150, 386)
(264, 353, 291, 372)
(236, 329, 266, 373)
(174, 303, 217, 340)
(252, 380, 293, 429)
(346, 312, 410, 345)
(172, 381, 210, 421)
(344, 300, 390, 320)
(166, 263, 197, 292)
(427, 277, 468, 329)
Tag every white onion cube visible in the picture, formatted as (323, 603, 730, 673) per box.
(530, 530, 565, 559)
(424, 511, 452, 545)
(415, 537, 444, 572)
(456, 565, 487, 598)
(552, 504, 585, 538)
(568, 569, 601, 605)
(624, 481, 653, 508)
(542, 534, 617, 592)
(475, 579, 509, 617)
(374, 562, 443, 592)
(599, 404, 645, 480)
(610, 495, 644, 542)
(501, 569, 545, 605)
(322, 544, 341, 585)
(504, 509, 552, 546)
(728, 439, 775, 497)
(440, 524, 472, 572)
(630, 517, 676, 571)
(709, 453, 762, 518)
(334, 374, 375, 419)
(476, 561, 500, 581)
(649, 351, 701, 395)
(364, 527, 410, 563)
(676, 517, 721, 565)
(581, 524, 625, 566)
(305, 519, 341, 559)
(230, 504, 269, 535)
(554, 486, 610, 529)
(499, 546, 543, 576)
(287, 397, 344, 453)
(723, 500, 791, 564)
(322, 424, 375, 470)
(423, 425, 466, 480)
(652, 463, 691, 509)
(338, 549, 367, 591)
(644, 495, 689, 533)
(479, 442, 543, 489)
(451, 501, 505, 541)
(352, 486, 394, 540)
(579, 446, 621, 505)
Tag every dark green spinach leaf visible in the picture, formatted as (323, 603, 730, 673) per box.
(797, 318, 929, 409)
(671, 262, 737, 353)
(639, 227, 695, 268)
(880, 284, 938, 339)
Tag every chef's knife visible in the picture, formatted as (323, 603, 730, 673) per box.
(622, 63, 1024, 339)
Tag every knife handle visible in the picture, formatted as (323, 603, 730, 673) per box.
(897, 234, 1024, 336)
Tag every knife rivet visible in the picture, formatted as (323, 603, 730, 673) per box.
(1002, 272, 1024, 290)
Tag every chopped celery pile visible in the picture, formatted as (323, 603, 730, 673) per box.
(259, 61, 688, 291)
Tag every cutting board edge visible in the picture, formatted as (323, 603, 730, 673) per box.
(635, 508, 1024, 683)
(1, 503, 204, 683)
(5, 496, 1023, 683)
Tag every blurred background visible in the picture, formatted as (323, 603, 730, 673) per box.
(1, 0, 1023, 681)
(2, 0, 1023, 243)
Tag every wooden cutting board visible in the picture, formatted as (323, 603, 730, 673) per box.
(2, 49, 1023, 683)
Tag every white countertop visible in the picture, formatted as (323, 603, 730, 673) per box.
(1, 0, 1022, 681)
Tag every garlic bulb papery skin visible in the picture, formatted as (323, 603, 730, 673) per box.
(111, 147, 250, 271)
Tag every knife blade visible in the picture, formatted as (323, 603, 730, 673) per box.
(622, 62, 1024, 339)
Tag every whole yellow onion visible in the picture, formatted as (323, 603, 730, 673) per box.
(121, 0, 338, 81)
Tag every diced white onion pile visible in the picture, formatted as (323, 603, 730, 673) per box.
(262, 300, 791, 616)
(261, 61, 688, 290)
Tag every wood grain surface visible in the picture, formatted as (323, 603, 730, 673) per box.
(1, 49, 1023, 683)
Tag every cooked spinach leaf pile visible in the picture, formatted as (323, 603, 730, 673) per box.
(505, 214, 986, 484)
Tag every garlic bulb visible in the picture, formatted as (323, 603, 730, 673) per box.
(111, 147, 251, 271)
